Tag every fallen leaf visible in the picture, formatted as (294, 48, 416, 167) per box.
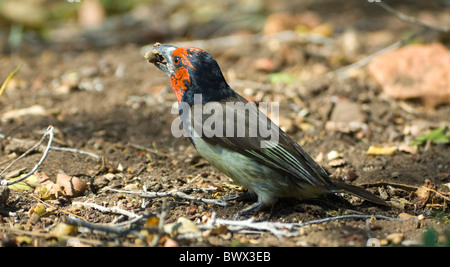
(366, 146, 397, 155)
(52, 223, 78, 241)
(32, 203, 47, 216)
(34, 173, 56, 200)
(55, 173, 88, 197)
(411, 179, 434, 208)
(7, 174, 37, 191)
(144, 215, 159, 227)
(397, 144, 417, 154)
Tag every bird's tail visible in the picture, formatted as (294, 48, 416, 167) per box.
(331, 180, 387, 206)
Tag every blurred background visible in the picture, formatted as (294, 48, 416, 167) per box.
(0, 0, 449, 54)
(0, 0, 449, 247)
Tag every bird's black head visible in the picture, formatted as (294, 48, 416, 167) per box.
(147, 44, 236, 105)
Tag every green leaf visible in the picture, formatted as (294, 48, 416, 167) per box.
(268, 72, 296, 85)
(413, 126, 450, 146)
(7, 174, 37, 192)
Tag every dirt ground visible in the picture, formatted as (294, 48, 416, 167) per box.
(0, 1, 449, 247)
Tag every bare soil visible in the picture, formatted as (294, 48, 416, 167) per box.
(0, 1, 449, 247)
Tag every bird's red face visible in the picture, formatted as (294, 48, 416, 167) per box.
(169, 47, 204, 102)
(147, 44, 234, 105)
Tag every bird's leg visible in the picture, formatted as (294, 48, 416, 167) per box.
(232, 201, 262, 219)
(268, 203, 276, 219)
(220, 190, 254, 202)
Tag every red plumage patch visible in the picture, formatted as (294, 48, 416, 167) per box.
(170, 67, 189, 102)
(170, 47, 205, 102)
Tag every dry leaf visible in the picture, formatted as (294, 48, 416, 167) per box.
(144, 215, 159, 227)
(411, 179, 434, 207)
(397, 144, 417, 154)
(55, 173, 88, 197)
(52, 223, 78, 241)
(366, 145, 397, 155)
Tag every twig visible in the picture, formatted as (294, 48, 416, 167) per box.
(67, 201, 152, 235)
(212, 214, 404, 239)
(215, 217, 299, 238)
(293, 214, 404, 227)
(423, 187, 450, 202)
(327, 30, 420, 78)
(30, 195, 87, 221)
(104, 188, 228, 207)
(71, 201, 147, 230)
(0, 132, 101, 161)
(49, 147, 101, 160)
(66, 215, 137, 235)
(377, 1, 450, 33)
(0, 126, 54, 186)
(72, 201, 141, 219)
(67, 201, 167, 242)
(151, 199, 172, 246)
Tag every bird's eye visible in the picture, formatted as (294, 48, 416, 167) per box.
(173, 56, 180, 65)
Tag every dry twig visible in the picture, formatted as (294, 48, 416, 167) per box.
(0, 126, 54, 186)
(376, 1, 450, 33)
(210, 214, 405, 239)
(0, 132, 101, 161)
(104, 188, 228, 207)
(72, 201, 141, 220)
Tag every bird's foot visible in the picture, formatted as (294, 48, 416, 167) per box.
(232, 201, 262, 220)
(220, 190, 254, 202)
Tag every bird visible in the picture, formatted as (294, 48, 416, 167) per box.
(145, 43, 386, 217)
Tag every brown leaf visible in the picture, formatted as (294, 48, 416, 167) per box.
(411, 179, 434, 207)
(55, 173, 88, 197)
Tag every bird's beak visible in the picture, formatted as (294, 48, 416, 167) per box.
(145, 43, 177, 77)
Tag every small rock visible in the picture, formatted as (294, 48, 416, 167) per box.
(326, 100, 366, 133)
(368, 43, 450, 108)
(327, 150, 342, 161)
